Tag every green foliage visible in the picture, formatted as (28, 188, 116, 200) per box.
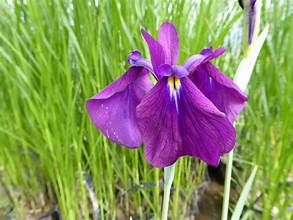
(0, 0, 291, 219)
(232, 166, 257, 220)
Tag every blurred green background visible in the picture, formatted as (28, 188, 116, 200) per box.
(0, 0, 292, 219)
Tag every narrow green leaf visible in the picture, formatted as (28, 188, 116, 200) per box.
(231, 166, 258, 220)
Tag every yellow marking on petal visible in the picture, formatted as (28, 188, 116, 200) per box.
(168, 77, 174, 91)
(168, 77, 181, 91)
(175, 77, 181, 90)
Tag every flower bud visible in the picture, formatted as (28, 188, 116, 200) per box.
(239, 0, 262, 47)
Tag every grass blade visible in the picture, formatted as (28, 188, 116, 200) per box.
(231, 166, 258, 220)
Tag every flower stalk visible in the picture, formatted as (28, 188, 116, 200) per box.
(162, 163, 176, 220)
(221, 1, 267, 219)
(221, 149, 234, 220)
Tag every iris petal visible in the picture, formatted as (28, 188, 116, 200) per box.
(158, 22, 179, 65)
(86, 67, 153, 148)
(183, 54, 205, 73)
(136, 77, 236, 167)
(141, 29, 165, 76)
(190, 63, 248, 122)
(200, 46, 225, 63)
(183, 47, 225, 74)
(128, 50, 156, 78)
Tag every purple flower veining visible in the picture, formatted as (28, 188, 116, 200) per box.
(86, 22, 248, 168)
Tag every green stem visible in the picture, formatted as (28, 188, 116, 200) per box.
(221, 1, 264, 218)
(161, 163, 176, 220)
(221, 149, 234, 220)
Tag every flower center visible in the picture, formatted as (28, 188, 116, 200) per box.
(168, 76, 181, 92)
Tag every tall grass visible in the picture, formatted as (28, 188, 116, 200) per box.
(0, 0, 292, 219)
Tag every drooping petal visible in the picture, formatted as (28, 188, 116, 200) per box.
(136, 78, 182, 167)
(190, 63, 248, 122)
(136, 77, 236, 168)
(141, 29, 165, 76)
(158, 22, 179, 65)
(179, 78, 236, 158)
(86, 67, 153, 148)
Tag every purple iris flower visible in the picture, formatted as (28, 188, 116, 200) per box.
(86, 22, 248, 168)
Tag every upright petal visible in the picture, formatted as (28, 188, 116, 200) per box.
(190, 63, 248, 122)
(141, 29, 165, 76)
(136, 77, 236, 168)
(158, 22, 179, 65)
(86, 67, 153, 148)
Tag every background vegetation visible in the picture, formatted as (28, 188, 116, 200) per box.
(0, 0, 292, 219)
